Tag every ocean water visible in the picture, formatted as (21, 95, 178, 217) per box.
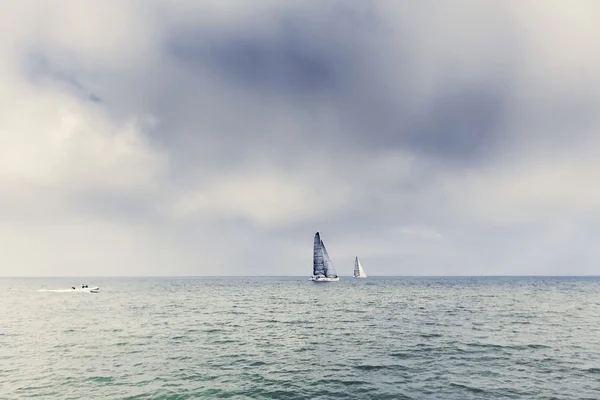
(1, 277, 599, 399)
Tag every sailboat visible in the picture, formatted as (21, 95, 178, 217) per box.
(353, 256, 367, 278)
(310, 232, 340, 282)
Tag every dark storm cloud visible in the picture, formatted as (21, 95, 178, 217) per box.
(170, 31, 339, 94)
(160, 3, 519, 169)
(166, 1, 376, 94)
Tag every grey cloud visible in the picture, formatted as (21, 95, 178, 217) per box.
(170, 30, 338, 94)
(22, 50, 102, 104)
(159, 1, 522, 168)
(1, 1, 600, 276)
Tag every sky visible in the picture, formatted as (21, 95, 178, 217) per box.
(1, 0, 599, 277)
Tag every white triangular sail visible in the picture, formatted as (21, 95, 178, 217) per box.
(311, 232, 339, 282)
(354, 256, 367, 278)
(321, 240, 338, 278)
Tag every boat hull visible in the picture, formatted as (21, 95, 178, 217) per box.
(310, 276, 339, 282)
(72, 287, 100, 293)
(353, 276, 367, 278)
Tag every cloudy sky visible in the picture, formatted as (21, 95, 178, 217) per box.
(1, 0, 599, 277)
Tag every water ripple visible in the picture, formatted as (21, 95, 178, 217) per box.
(0, 276, 599, 399)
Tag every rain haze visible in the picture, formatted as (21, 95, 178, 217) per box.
(1, 0, 599, 277)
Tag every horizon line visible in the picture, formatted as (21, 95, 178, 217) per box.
(1, 274, 599, 278)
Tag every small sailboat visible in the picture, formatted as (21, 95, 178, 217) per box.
(353, 257, 367, 278)
(310, 232, 340, 282)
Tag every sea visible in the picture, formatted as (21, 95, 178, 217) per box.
(1, 276, 599, 399)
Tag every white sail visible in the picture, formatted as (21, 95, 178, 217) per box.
(311, 232, 339, 282)
(321, 240, 338, 278)
(353, 256, 367, 278)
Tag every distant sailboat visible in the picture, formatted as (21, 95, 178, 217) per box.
(353, 257, 367, 278)
(310, 232, 340, 282)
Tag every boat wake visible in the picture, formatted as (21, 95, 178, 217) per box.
(36, 287, 100, 293)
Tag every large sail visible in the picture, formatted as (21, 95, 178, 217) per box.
(321, 240, 338, 278)
(313, 232, 325, 277)
(354, 257, 367, 278)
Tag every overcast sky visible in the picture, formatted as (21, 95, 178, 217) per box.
(1, 0, 599, 276)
